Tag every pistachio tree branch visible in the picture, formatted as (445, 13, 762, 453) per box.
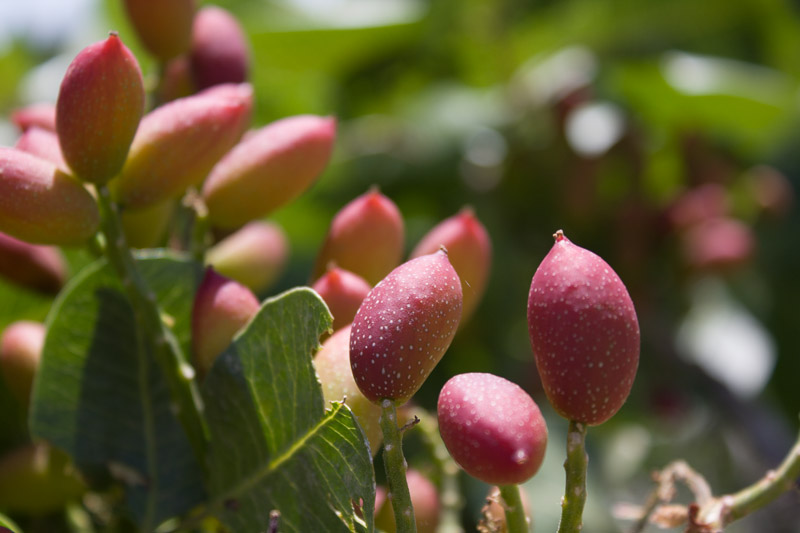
(557, 421, 588, 533)
(380, 399, 417, 533)
(95, 185, 209, 470)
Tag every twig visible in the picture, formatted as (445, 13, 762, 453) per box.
(557, 421, 588, 533)
(380, 399, 417, 533)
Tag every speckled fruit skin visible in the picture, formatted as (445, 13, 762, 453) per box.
(350, 249, 462, 404)
(437, 372, 547, 485)
(206, 221, 289, 293)
(410, 207, 491, 324)
(190, 6, 249, 90)
(313, 188, 405, 286)
(123, 0, 196, 61)
(192, 267, 260, 378)
(527, 230, 639, 425)
(0, 148, 99, 246)
(56, 33, 144, 185)
(203, 115, 336, 229)
(311, 266, 371, 333)
(0, 232, 66, 294)
(374, 470, 440, 533)
(112, 83, 252, 209)
(0, 321, 45, 410)
(313, 325, 383, 455)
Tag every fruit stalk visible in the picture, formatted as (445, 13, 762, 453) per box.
(379, 399, 417, 533)
(558, 421, 588, 533)
(725, 420, 800, 524)
(95, 185, 209, 468)
(498, 484, 529, 533)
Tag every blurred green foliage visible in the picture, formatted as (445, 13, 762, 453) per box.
(2, 0, 800, 531)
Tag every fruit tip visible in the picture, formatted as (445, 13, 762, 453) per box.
(108, 30, 119, 38)
(438, 244, 449, 256)
(553, 229, 565, 242)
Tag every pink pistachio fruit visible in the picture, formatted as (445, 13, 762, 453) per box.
(190, 5, 250, 90)
(11, 103, 56, 132)
(112, 83, 253, 209)
(350, 249, 462, 404)
(56, 33, 145, 184)
(0, 232, 66, 294)
(203, 115, 336, 229)
(192, 267, 260, 378)
(0, 148, 99, 246)
(438, 372, 548, 485)
(311, 266, 371, 333)
(313, 188, 404, 286)
(0, 321, 46, 410)
(206, 221, 289, 294)
(681, 217, 755, 273)
(410, 207, 492, 324)
(123, 0, 196, 61)
(313, 325, 383, 455)
(527, 230, 639, 425)
(15, 126, 68, 171)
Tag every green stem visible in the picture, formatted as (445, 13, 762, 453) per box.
(725, 422, 800, 524)
(409, 407, 463, 533)
(184, 188, 210, 264)
(557, 421, 588, 533)
(380, 399, 417, 533)
(95, 185, 209, 472)
(499, 484, 529, 533)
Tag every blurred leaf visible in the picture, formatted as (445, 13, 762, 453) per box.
(203, 288, 375, 532)
(0, 511, 22, 532)
(29, 252, 205, 529)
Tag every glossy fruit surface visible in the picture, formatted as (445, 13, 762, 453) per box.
(0, 232, 66, 294)
(350, 249, 461, 404)
(438, 372, 547, 485)
(0, 321, 45, 409)
(190, 6, 249, 89)
(527, 230, 639, 425)
(311, 266, 371, 333)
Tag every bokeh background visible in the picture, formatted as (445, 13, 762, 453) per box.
(1, 0, 800, 531)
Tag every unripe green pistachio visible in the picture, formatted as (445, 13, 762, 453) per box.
(56, 32, 145, 184)
(313, 325, 383, 455)
(0, 148, 99, 246)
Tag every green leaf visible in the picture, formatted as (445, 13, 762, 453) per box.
(0, 511, 22, 532)
(29, 252, 205, 529)
(203, 288, 375, 532)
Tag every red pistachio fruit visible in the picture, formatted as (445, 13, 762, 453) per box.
(112, 83, 252, 209)
(206, 221, 289, 294)
(0, 321, 45, 410)
(410, 207, 492, 323)
(192, 267, 260, 378)
(56, 33, 145, 184)
(190, 5, 250, 90)
(15, 126, 68, 171)
(0, 148, 99, 246)
(438, 372, 548, 485)
(313, 325, 383, 455)
(11, 103, 56, 132)
(0, 232, 66, 294)
(313, 188, 404, 286)
(350, 249, 462, 404)
(311, 266, 371, 333)
(203, 115, 336, 229)
(527, 230, 639, 425)
(374, 470, 440, 533)
(123, 0, 196, 61)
